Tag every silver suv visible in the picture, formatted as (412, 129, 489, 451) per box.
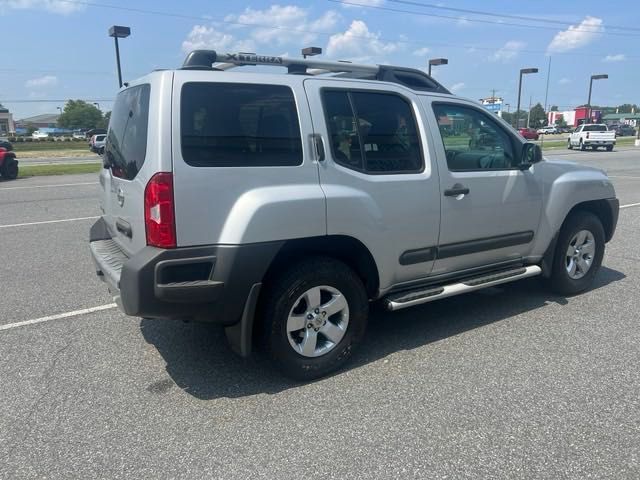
(90, 50, 619, 380)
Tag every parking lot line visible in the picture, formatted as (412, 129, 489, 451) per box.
(0, 182, 98, 191)
(0, 216, 99, 229)
(620, 202, 640, 209)
(0, 304, 117, 332)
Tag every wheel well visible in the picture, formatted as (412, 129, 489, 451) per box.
(262, 235, 380, 299)
(567, 200, 615, 242)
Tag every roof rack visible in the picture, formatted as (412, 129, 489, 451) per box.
(181, 50, 451, 94)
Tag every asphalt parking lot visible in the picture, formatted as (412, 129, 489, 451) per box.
(1, 148, 639, 479)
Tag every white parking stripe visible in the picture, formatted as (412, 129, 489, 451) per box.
(0, 182, 98, 191)
(620, 202, 640, 209)
(0, 304, 117, 332)
(0, 216, 99, 229)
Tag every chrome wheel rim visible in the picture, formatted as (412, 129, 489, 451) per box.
(565, 230, 596, 280)
(286, 285, 349, 358)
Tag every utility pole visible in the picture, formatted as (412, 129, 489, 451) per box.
(544, 56, 551, 113)
(527, 96, 532, 128)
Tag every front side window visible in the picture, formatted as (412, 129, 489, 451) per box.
(181, 83, 302, 167)
(433, 104, 516, 171)
(323, 89, 423, 174)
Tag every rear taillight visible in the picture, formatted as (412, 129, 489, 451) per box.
(144, 172, 176, 248)
(586, 132, 590, 139)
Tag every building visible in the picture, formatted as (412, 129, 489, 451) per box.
(547, 107, 602, 128)
(15, 113, 60, 130)
(0, 103, 15, 135)
(602, 112, 640, 127)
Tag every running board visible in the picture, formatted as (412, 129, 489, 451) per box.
(384, 265, 542, 311)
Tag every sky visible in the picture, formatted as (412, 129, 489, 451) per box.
(1, 0, 638, 120)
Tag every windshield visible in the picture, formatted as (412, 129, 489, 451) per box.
(583, 125, 607, 132)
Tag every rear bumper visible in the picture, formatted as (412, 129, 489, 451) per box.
(583, 140, 615, 146)
(89, 217, 282, 325)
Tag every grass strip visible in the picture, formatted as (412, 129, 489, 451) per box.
(18, 163, 102, 177)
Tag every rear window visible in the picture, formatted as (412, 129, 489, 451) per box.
(180, 82, 302, 167)
(583, 125, 607, 132)
(105, 84, 151, 180)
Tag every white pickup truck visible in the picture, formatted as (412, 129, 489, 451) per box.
(568, 124, 616, 151)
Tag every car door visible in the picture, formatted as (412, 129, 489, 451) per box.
(304, 79, 441, 290)
(570, 126, 583, 145)
(424, 99, 543, 276)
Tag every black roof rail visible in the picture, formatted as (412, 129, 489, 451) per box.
(180, 50, 451, 94)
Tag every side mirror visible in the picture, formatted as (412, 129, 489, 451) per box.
(519, 143, 542, 170)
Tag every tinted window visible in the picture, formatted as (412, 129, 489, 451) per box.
(583, 125, 608, 132)
(181, 83, 302, 167)
(433, 104, 516, 171)
(105, 84, 150, 180)
(323, 90, 423, 173)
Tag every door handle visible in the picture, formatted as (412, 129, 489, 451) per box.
(444, 184, 470, 197)
(310, 134, 325, 162)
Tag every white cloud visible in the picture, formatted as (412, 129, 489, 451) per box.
(457, 17, 470, 27)
(225, 6, 339, 46)
(326, 20, 401, 60)
(489, 40, 526, 62)
(25, 75, 58, 88)
(450, 82, 465, 93)
(413, 47, 430, 56)
(2, 0, 83, 14)
(603, 53, 625, 62)
(558, 77, 571, 85)
(546, 16, 604, 54)
(182, 25, 255, 54)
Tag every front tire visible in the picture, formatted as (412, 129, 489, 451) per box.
(547, 211, 605, 296)
(580, 140, 586, 151)
(567, 139, 573, 150)
(261, 257, 369, 380)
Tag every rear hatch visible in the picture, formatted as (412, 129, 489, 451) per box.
(100, 83, 152, 257)
(583, 125, 615, 141)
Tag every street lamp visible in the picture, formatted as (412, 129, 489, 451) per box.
(587, 74, 608, 122)
(56, 107, 62, 114)
(302, 47, 322, 59)
(108, 25, 131, 88)
(93, 102, 100, 110)
(515, 67, 538, 128)
(428, 58, 448, 76)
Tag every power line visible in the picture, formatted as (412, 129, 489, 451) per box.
(330, 0, 640, 38)
(1, 99, 114, 103)
(385, 0, 640, 33)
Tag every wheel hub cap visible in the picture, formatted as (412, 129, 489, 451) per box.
(286, 285, 349, 358)
(565, 230, 596, 280)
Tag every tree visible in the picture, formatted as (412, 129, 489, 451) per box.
(98, 111, 111, 130)
(528, 103, 547, 127)
(57, 100, 103, 130)
(25, 122, 37, 135)
(554, 116, 567, 128)
(550, 105, 559, 112)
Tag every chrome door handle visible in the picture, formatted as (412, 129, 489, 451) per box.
(444, 184, 470, 197)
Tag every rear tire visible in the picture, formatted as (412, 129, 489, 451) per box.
(567, 139, 573, 150)
(0, 158, 18, 180)
(261, 257, 369, 380)
(591, 146, 598, 151)
(547, 211, 605, 296)
(606, 145, 614, 152)
(579, 140, 586, 151)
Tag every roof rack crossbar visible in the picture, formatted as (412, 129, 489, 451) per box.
(183, 50, 379, 75)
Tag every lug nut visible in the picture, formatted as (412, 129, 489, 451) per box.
(321, 311, 326, 316)
(307, 314, 313, 320)
(314, 308, 320, 314)
(307, 323, 312, 329)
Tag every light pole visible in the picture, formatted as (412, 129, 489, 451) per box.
(515, 67, 538, 128)
(428, 58, 448, 76)
(108, 25, 131, 88)
(93, 102, 100, 110)
(587, 74, 608, 122)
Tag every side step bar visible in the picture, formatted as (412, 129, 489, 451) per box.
(384, 265, 542, 311)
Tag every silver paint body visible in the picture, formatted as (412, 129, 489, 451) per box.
(99, 70, 616, 296)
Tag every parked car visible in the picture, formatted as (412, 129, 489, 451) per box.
(537, 126, 558, 135)
(89, 49, 620, 380)
(72, 131, 87, 140)
(568, 124, 616, 151)
(518, 127, 539, 140)
(0, 146, 18, 180)
(89, 134, 106, 154)
(609, 124, 636, 137)
(32, 130, 49, 139)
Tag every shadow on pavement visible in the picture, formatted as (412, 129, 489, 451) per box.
(141, 266, 625, 400)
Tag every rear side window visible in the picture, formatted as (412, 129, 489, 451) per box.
(181, 83, 302, 167)
(322, 89, 423, 174)
(583, 125, 607, 132)
(105, 84, 150, 180)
